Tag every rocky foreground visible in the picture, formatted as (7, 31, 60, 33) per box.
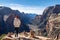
(2, 32, 51, 40)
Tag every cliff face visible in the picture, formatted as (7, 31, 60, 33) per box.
(0, 6, 36, 34)
(32, 5, 60, 28)
(30, 6, 54, 30)
(30, 5, 60, 36)
(45, 5, 60, 38)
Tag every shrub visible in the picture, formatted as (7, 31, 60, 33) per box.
(0, 34, 6, 40)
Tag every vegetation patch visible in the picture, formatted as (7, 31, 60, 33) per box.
(0, 34, 6, 40)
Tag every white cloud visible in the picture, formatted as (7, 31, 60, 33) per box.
(0, 4, 45, 15)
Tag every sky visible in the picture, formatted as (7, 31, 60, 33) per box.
(0, 0, 60, 15)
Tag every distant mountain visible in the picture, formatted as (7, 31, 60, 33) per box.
(31, 15, 42, 25)
(0, 6, 36, 34)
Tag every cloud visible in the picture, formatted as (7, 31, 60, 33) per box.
(0, 4, 45, 15)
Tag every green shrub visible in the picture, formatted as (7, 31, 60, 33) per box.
(0, 34, 6, 40)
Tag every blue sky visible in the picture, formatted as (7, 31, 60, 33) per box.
(0, 0, 60, 14)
